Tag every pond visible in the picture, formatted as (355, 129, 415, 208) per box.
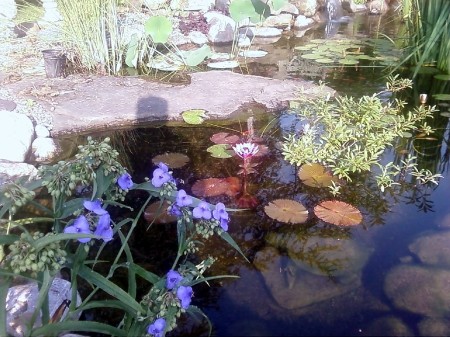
(51, 10, 450, 337)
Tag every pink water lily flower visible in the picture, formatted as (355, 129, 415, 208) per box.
(232, 142, 259, 159)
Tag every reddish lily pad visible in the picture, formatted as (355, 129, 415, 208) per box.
(210, 132, 240, 144)
(192, 177, 240, 198)
(264, 199, 308, 224)
(314, 200, 362, 226)
(152, 152, 190, 169)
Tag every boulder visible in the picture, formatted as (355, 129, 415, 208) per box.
(0, 110, 34, 162)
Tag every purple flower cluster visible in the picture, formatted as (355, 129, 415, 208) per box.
(151, 163, 173, 188)
(165, 269, 193, 309)
(147, 317, 166, 337)
(64, 200, 113, 243)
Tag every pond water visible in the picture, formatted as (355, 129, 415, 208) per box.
(57, 10, 450, 337)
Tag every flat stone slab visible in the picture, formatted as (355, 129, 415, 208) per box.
(1, 71, 334, 136)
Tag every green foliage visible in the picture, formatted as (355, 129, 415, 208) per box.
(145, 16, 173, 44)
(282, 76, 440, 191)
(400, 0, 450, 76)
(0, 137, 244, 337)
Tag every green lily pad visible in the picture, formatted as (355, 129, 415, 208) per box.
(301, 53, 323, 60)
(316, 58, 335, 64)
(439, 112, 450, 118)
(206, 144, 234, 158)
(338, 59, 359, 65)
(207, 60, 240, 69)
(182, 109, 207, 124)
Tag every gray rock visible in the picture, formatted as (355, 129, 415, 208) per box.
(253, 246, 360, 310)
(6, 278, 82, 337)
(360, 315, 413, 336)
(204, 11, 236, 44)
(409, 230, 450, 267)
(0, 110, 34, 162)
(0, 98, 17, 111)
(294, 15, 316, 30)
(384, 264, 450, 317)
(171, 0, 215, 12)
(263, 13, 293, 29)
(418, 317, 450, 336)
(188, 31, 209, 45)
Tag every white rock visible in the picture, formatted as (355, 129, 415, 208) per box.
(31, 137, 63, 163)
(0, 110, 34, 162)
(248, 26, 282, 38)
(34, 124, 50, 138)
(293, 15, 315, 30)
(204, 11, 236, 44)
(188, 31, 209, 45)
(0, 162, 37, 186)
(6, 278, 82, 337)
(171, 0, 214, 12)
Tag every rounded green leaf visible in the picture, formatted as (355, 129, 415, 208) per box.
(184, 45, 212, 67)
(206, 144, 234, 158)
(144, 16, 173, 44)
(181, 109, 208, 124)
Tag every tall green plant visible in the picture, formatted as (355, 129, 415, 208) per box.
(400, 0, 450, 76)
(56, 0, 124, 74)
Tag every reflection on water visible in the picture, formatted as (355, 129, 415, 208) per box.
(53, 10, 450, 337)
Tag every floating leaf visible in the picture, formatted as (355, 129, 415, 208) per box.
(206, 144, 234, 158)
(192, 177, 240, 198)
(152, 152, 190, 169)
(207, 60, 240, 69)
(440, 112, 450, 118)
(338, 59, 359, 65)
(181, 109, 207, 124)
(264, 199, 308, 224)
(238, 50, 268, 58)
(210, 132, 240, 144)
(144, 16, 173, 44)
(314, 200, 362, 226)
(143, 200, 177, 224)
(402, 131, 413, 138)
(184, 45, 212, 67)
(298, 163, 338, 188)
(315, 58, 335, 64)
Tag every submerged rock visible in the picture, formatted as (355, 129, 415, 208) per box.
(408, 230, 450, 267)
(384, 264, 450, 317)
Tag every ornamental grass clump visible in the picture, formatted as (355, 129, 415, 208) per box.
(0, 137, 243, 337)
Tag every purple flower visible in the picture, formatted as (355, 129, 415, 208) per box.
(232, 142, 259, 159)
(151, 164, 171, 188)
(166, 270, 183, 290)
(169, 204, 182, 217)
(176, 285, 193, 309)
(64, 215, 92, 243)
(192, 201, 211, 220)
(147, 317, 166, 337)
(176, 189, 193, 207)
(117, 173, 133, 190)
(83, 200, 107, 215)
(94, 213, 113, 242)
(213, 203, 229, 231)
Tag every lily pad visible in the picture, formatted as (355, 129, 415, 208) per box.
(239, 50, 268, 58)
(210, 132, 241, 144)
(314, 200, 362, 226)
(206, 144, 234, 158)
(298, 163, 338, 188)
(301, 53, 324, 60)
(181, 109, 207, 124)
(264, 199, 308, 224)
(338, 59, 359, 65)
(433, 94, 450, 101)
(315, 58, 335, 64)
(152, 152, 190, 169)
(440, 112, 450, 118)
(192, 177, 240, 198)
(207, 60, 240, 69)
(434, 74, 450, 81)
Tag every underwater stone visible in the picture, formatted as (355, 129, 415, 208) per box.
(408, 230, 450, 267)
(384, 264, 450, 317)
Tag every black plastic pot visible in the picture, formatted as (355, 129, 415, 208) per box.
(42, 49, 66, 78)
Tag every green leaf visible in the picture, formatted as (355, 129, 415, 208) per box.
(229, 0, 270, 23)
(58, 198, 84, 219)
(206, 144, 233, 158)
(0, 277, 11, 337)
(184, 45, 212, 67)
(93, 166, 114, 199)
(77, 265, 143, 314)
(125, 34, 139, 68)
(31, 321, 128, 337)
(270, 0, 288, 11)
(33, 233, 102, 251)
(181, 109, 208, 125)
(0, 234, 19, 245)
(130, 262, 160, 284)
(144, 15, 173, 44)
(219, 231, 249, 262)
